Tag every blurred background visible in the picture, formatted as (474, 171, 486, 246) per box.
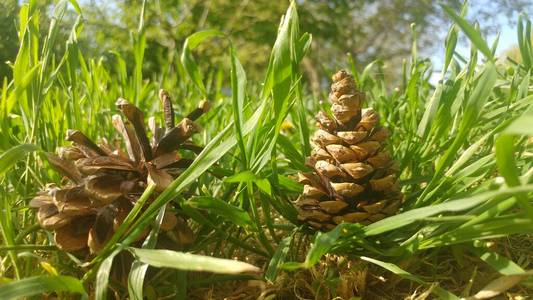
(1, 0, 532, 91)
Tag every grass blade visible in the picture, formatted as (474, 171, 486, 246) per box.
(442, 5, 493, 60)
(365, 185, 533, 236)
(181, 30, 225, 95)
(95, 249, 121, 300)
(128, 247, 261, 274)
(128, 206, 167, 300)
(186, 196, 254, 228)
(0, 144, 38, 177)
(230, 45, 248, 167)
(0, 275, 87, 299)
(361, 256, 459, 300)
(265, 231, 294, 282)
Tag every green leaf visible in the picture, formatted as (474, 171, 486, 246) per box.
(265, 232, 294, 282)
(419, 63, 497, 205)
(442, 5, 493, 60)
(262, 1, 297, 112)
(230, 45, 248, 167)
(225, 171, 272, 195)
(128, 206, 168, 300)
(0, 144, 38, 178)
(503, 110, 533, 136)
(292, 223, 355, 269)
(304, 226, 344, 267)
(472, 247, 527, 276)
(495, 135, 521, 187)
(422, 215, 533, 249)
(365, 185, 533, 236)
(517, 14, 533, 69)
(360, 257, 459, 300)
(128, 248, 261, 274)
(181, 30, 225, 95)
(495, 108, 533, 214)
(186, 196, 253, 228)
(226, 170, 258, 183)
(67, 0, 82, 14)
(96, 249, 121, 300)
(0, 275, 87, 299)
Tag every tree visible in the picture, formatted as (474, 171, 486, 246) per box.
(0, 0, 19, 81)
(2, 0, 531, 85)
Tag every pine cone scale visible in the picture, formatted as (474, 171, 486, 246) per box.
(296, 70, 403, 231)
(32, 91, 210, 254)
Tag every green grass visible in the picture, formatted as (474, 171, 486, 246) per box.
(1, 0, 533, 299)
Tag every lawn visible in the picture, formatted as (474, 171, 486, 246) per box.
(1, 1, 533, 299)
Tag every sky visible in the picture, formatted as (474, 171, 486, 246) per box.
(430, 14, 518, 83)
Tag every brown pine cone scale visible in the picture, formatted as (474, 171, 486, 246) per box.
(295, 70, 403, 231)
(31, 91, 208, 254)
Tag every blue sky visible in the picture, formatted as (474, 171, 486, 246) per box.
(429, 15, 517, 83)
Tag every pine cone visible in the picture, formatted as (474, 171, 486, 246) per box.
(30, 90, 209, 253)
(295, 70, 403, 231)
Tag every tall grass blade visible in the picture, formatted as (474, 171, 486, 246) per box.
(0, 275, 88, 299)
(0, 144, 38, 177)
(95, 249, 121, 300)
(180, 30, 225, 95)
(128, 248, 261, 274)
(442, 5, 493, 60)
(361, 256, 459, 299)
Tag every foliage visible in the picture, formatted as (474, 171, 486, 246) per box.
(1, 0, 531, 83)
(0, 0, 533, 299)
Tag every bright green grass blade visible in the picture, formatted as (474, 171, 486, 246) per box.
(442, 5, 493, 60)
(422, 215, 533, 248)
(417, 79, 443, 138)
(230, 45, 248, 168)
(365, 185, 533, 236)
(294, 33, 312, 155)
(5, 63, 40, 115)
(517, 14, 533, 69)
(0, 144, 38, 177)
(277, 134, 306, 170)
(67, 0, 82, 14)
(225, 170, 260, 183)
(92, 184, 156, 264)
(418, 63, 497, 205)
(225, 170, 272, 195)
(495, 109, 533, 214)
(282, 223, 357, 270)
(0, 275, 87, 299)
(186, 196, 254, 228)
(128, 261, 149, 300)
(303, 224, 347, 268)
(128, 206, 167, 300)
(264, 1, 296, 113)
(445, 133, 490, 177)
(437, 63, 497, 172)
(181, 30, 225, 95)
(360, 256, 459, 300)
(495, 135, 521, 187)
(503, 109, 533, 135)
(95, 249, 121, 300)
(265, 232, 294, 282)
(471, 247, 527, 276)
(128, 248, 261, 274)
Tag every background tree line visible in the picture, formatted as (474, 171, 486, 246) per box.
(1, 0, 531, 90)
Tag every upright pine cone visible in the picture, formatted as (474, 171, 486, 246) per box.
(30, 90, 209, 253)
(295, 70, 403, 231)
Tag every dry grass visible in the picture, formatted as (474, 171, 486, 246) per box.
(188, 236, 533, 299)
